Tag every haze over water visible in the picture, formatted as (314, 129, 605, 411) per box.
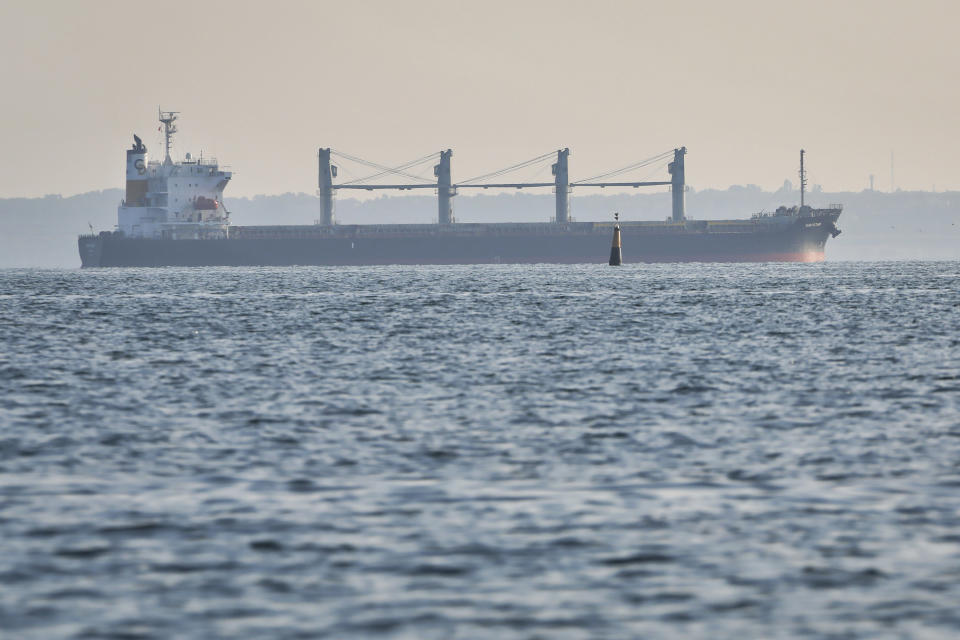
(1, 262, 959, 638)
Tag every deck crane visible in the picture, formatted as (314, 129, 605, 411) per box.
(318, 147, 686, 225)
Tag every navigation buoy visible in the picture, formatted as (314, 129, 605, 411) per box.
(609, 212, 622, 266)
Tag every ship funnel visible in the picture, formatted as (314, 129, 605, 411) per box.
(125, 135, 148, 207)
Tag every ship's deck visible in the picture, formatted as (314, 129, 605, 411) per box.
(228, 210, 841, 240)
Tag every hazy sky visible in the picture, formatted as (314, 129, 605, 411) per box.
(1, 0, 957, 198)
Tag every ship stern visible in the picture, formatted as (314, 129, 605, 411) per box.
(78, 234, 104, 268)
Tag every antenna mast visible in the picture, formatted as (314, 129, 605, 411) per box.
(159, 108, 179, 165)
(799, 149, 807, 207)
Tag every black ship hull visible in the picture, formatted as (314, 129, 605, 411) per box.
(79, 214, 841, 267)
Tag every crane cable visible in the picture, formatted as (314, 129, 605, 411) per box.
(331, 150, 437, 184)
(572, 150, 674, 185)
(457, 150, 558, 185)
(345, 152, 441, 185)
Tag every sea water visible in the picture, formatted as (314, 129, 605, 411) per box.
(1, 263, 958, 639)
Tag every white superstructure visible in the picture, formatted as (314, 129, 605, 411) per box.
(117, 110, 232, 239)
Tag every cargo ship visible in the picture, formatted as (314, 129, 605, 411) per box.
(79, 112, 842, 267)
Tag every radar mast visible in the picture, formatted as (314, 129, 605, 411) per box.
(159, 108, 179, 165)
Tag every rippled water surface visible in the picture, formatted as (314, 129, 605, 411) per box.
(1, 263, 959, 639)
